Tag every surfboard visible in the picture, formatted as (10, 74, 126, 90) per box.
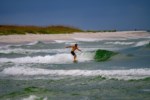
(73, 60, 78, 63)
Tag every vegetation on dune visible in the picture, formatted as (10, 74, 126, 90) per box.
(0, 25, 118, 35)
(0, 25, 83, 35)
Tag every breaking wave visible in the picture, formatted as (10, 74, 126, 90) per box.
(134, 40, 150, 47)
(0, 48, 68, 54)
(74, 38, 101, 42)
(22, 95, 47, 100)
(0, 52, 94, 64)
(0, 49, 117, 64)
(105, 41, 134, 45)
(54, 40, 76, 43)
(1, 66, 150, 80)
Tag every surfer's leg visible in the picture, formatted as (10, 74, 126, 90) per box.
(71, 51, 77, 61)
(74, 55, 77, 61)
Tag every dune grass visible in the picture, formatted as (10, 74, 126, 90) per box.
(0, 25, 83, 35)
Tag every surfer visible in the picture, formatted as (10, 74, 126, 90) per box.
(66, 43, 82, 62)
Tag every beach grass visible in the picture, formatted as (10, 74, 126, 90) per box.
(0, 25, 119, 35)
(0, 25, 83, 35)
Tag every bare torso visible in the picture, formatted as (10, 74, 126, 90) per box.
(71, 46, 78, 52)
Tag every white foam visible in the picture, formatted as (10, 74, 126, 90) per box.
(103, 38, 128, 40)
(0, 45, 10, 49)
(26, 41, 52, 45)
(26, 41, 41, 45)
(2, 67, 150, 80)
(105, 41, 134, 45)
(145, 36, 150, 39)
(22, 95, 47, 100)
(0, 52, 94, 64)
(74, 38, 101, 42)
(55, 40, 75, 43)
(0, 48, 70, 54)
(22, 95, 37, 100)
(0, 44, 24, 49)
(142, 89, 150, 92)
(134, 40, 150, 47)
(0, 48, 31, 54)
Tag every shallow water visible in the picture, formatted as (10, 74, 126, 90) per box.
(0, 33, 150, 100)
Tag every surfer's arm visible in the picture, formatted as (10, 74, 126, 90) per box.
(65, 46, 72, 48)
(77, 48, 82, 52)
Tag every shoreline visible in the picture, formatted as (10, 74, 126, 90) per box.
(0, 31, 149, 45)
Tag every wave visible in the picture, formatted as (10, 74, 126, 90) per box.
(26, 41, 45, 45)
(0, 48, 69, 54)
(105, 41, 134, 45)
(134, 40, 150, 47)
(74, 38, 101, 42)
(22, 95, 47, 100)
(94, 49, 117, 61)
(26, 41, 54, 46)
(1, 67, 150, 80)
(0, 41, 46, 50)
(54, 40, 76, 43)
(0, 48, 31, 54)
(0, 47, 101, 55)
(0, 52, 94, 64)
(146, 42, 150, 48)
(0, 49, 117, 63)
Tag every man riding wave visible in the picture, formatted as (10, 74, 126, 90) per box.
(66, 43, 82, 62)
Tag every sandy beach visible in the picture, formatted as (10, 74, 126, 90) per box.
(0, 31, 149, 44)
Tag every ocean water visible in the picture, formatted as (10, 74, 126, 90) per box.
(0, 33, 150, 100)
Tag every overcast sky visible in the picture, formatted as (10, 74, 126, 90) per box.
(0, 0, 150, 30)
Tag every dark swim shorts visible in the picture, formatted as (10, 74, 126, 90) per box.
(71, 51, 76, 56)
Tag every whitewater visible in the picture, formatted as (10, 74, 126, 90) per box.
(0, 32, 150, 100)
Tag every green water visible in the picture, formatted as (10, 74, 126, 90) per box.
(0, 77, 150, 100)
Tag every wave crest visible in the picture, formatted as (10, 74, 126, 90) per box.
(105, 41, 134, 45)
(2, 67, 150, 80)
(135, 40, 150, 47)
(0, 52, 94, 64)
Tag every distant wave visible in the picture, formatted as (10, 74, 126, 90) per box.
(0, 41, 46, 50)
(0, 48, 68, 54)
(74, 38, 101, 42)
(105, 41, 134, 45)
(134, 40, 150, 47)
(26, 41, 48, 45)
(0, 48, 33, 54)
(54, 40, 76, 43)
(0, 47, 100, 55)
(2, 66, 150, 80)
